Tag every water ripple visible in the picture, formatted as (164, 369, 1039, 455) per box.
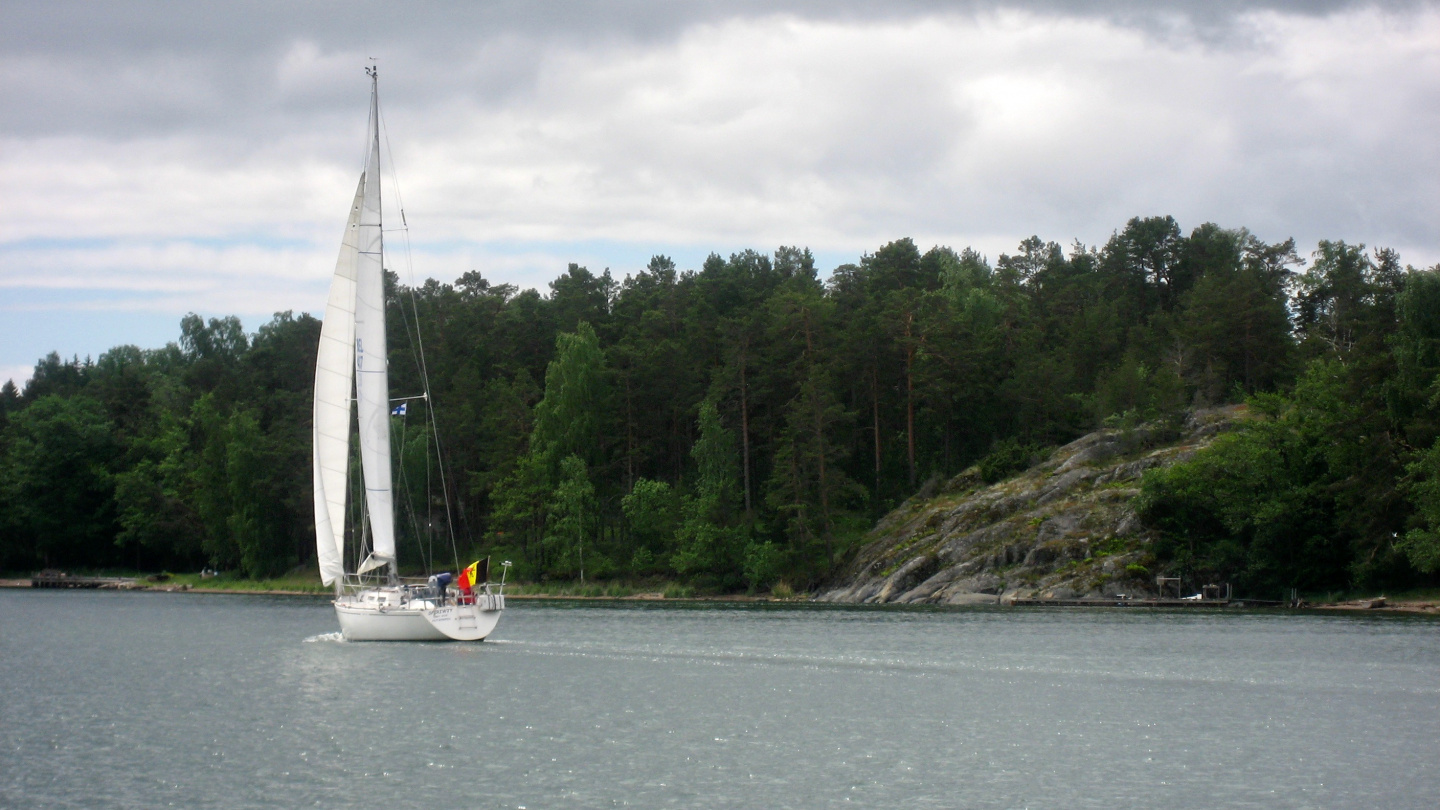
(4, 590, 1439, 809)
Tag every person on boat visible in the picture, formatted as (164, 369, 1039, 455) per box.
(427, 572, 452, 606)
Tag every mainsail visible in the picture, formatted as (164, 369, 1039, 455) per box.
(353, 81, 396, 572)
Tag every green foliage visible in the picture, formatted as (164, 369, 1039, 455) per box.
(188, 394, 240, 569)
(1389, 268, 1440, 447)
(2, 219, 1437, 597)
(223, 407, 294, 578)
(1093, 356, 1184, 424)
(530, 322, 610, 474)
(629, 546, 656, 573)
(114, 460, 196, 558)
(1399, 438, 1440, 572)
(183, 396, 295, 576)
(978, 438, 1049, 483)
(1174, 234, 1295, 399)
(662, 582, 695, 599)
(543, 454, 595, 580)
(621, 478, 679, 563)
(487, 452, 549, 571)
(492, 323, 609, 577)
(1139, 359, 1406, 594)
(0, 396, 118, 569)
(1093, 536, 1128, 556)
(672, 401, 748, 585)
(113, 411, 203, 564)
(742, 540, 784, 592)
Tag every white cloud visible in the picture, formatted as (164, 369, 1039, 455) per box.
(2, 2, 1438, 373)
(0, 239, 331, 313)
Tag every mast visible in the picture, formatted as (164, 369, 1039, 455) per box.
(354, 65, 397, 577)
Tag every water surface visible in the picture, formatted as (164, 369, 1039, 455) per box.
(2, 589, 1437, 808)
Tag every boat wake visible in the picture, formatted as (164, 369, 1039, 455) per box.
(303, 632, 346, 643)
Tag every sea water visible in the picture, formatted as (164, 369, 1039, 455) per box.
(2, 589, 1437, 809)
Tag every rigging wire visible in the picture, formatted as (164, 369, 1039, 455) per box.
(352, 444, 372, 576)
(375, 98, 436, 576)
(393, 416, 433, 575)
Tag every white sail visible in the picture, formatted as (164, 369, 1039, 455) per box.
(354, 83, 396, 570)
(312, 176, 365, 586)
(322, 67, 507, 641)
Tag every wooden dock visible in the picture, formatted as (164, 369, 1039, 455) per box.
(29, 570, 137, 589)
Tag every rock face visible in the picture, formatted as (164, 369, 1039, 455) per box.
(817, 407, 1244, 605)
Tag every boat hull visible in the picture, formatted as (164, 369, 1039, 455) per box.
(423, 604, 503, 641)
(334, 602, 501, 642)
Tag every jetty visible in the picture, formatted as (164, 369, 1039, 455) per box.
(1006, 596, 1274, 608)
(1007, 581, 1282, 608)
(29, 570, 138, 589)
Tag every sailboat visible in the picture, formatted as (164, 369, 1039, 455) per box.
(312, 67, 506, 641)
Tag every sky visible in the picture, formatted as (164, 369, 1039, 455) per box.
(3, 0, 1438, 387)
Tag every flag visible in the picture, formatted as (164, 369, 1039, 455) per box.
(391, 402, 407, 416)
(457, 560, 478, 591)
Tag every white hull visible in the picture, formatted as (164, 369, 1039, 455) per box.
(335, 600, 502, 642)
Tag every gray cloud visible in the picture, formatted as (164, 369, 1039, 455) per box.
(2, 0, 1438, 384)
(2, 1, 1416, 136)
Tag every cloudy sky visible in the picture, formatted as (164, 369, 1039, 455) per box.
(3, 0, 1438, 386)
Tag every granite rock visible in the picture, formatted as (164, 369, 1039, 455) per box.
(816, 406, 1248, 605)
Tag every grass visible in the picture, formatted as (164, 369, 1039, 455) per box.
(662, 582, 696, 599)
(168, 571, 331, 594)
(505, 578, 711, 599)
(1091, 535, 1129, 557)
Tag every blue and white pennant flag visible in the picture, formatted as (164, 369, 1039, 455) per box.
(391, 402, 407, 416)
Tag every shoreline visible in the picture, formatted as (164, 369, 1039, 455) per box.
(1304, 599, 1440, 615)
(5, 577, 1439, 612)
(0, 579, 784, 602)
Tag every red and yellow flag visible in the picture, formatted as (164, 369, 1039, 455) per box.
(457, 561, 479, 591)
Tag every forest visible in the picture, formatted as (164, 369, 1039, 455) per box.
(3, 215, 1439, 597)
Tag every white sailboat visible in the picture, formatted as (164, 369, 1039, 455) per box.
(313, 67, 505, 641)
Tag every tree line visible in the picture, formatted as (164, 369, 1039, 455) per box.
(2, 215, 1438, 596)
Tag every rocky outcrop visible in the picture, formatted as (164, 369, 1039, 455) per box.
(817, 407, 1245, 605)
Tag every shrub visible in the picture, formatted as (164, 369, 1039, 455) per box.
(742, 540, 784, 592)
(978, 438, 1050, 483)
(662, 583, 694, 599)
